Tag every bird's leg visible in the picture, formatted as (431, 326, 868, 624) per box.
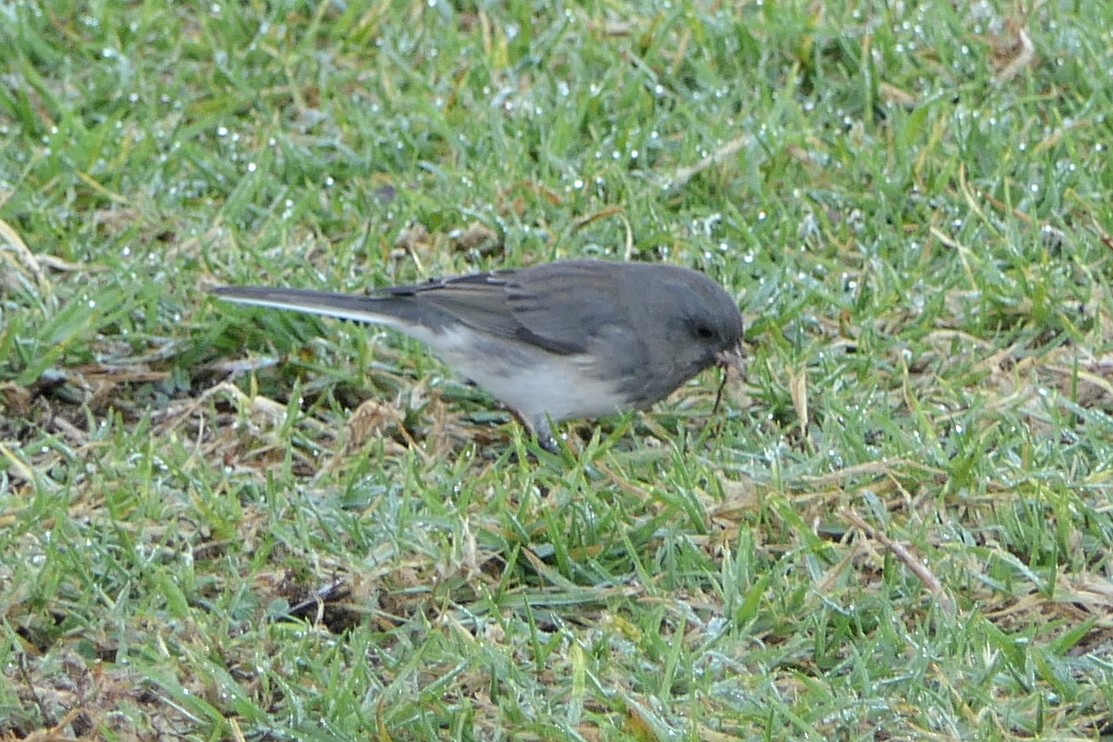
(533, 417, 561, 454)
(507, 410, 561, 453)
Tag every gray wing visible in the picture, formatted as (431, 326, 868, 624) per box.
(396, 261, 643, 357)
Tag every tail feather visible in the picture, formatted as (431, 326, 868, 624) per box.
(211, 286, 408, 328)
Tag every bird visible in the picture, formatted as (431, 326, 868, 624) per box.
(212, 259, 743, 451)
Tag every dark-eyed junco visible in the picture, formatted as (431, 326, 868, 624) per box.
(212, 259, 743, 451)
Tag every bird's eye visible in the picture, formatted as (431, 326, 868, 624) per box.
(693, 323, 715, 340)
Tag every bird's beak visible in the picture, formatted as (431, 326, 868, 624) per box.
(711, 344, 744, 415)
(715, 344, 744, 376)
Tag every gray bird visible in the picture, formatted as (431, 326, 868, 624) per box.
(212, 259, 743, 451)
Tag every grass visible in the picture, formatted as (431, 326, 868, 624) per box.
(2, 0, 1112, 739)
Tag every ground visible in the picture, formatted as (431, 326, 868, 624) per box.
(1, 1, 1112, 739)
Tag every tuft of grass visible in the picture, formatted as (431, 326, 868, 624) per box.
(2, 1, 1112, 739)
